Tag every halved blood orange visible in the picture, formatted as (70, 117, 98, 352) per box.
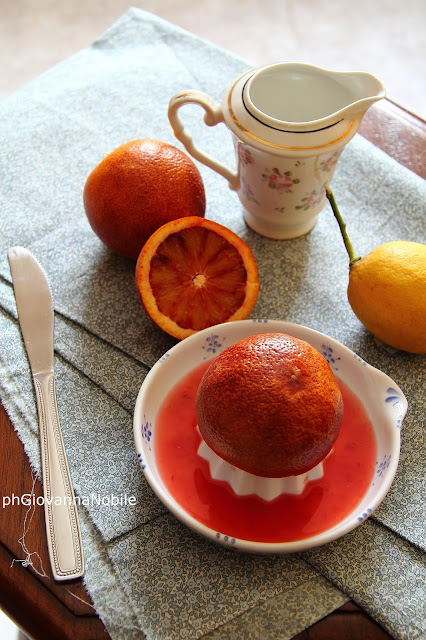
(135, 217, 259, 340)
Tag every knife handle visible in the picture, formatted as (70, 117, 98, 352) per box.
(33, 371, 84, 581)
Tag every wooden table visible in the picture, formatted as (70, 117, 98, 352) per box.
(0, 98, 424, 640)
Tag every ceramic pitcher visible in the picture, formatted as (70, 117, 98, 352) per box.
(168, 63, 385, 239)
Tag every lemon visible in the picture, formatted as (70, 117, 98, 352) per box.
(348, 241, 426, 353)
(326, 188, 426, 353)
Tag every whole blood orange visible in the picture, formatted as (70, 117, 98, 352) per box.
(195, 333, 343, 477)
(135, 217, 259, 340)
(83, 139, 206, 260)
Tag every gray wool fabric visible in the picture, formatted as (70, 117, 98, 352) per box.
(0, 8, 425, 640)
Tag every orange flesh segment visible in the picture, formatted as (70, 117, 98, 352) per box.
(149, 227, 248, 330)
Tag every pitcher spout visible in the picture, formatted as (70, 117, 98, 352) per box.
(333, 70, 386, 120)
(241, 63, 386, 132)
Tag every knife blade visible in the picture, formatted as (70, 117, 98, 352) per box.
(8, 246, 84, 581)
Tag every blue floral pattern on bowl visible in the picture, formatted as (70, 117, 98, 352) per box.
(358, 455, 393, 515)
(375, 453, 392, 480)
(385, 388, 406, 428)
(321, 343, 341, 370)
(201, 333, 226, 358)
(353, 352, 367, 366)
(357, 507, 372, 522)
(141, 416, 152, 451)
(137, 451, 146, 470)
(215, 532, 237, 546)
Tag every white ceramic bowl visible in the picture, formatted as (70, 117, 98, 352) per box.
(133, 320, 407, 553)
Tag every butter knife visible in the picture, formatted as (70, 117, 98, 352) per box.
(8, 246, 84, 581)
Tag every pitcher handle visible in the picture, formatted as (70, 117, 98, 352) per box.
(168, 90, 239, 190)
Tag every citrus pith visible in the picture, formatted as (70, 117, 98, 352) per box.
(135, 217, 259, 340)
(195, 333, 343, 478)
(83, 139, 205, 260)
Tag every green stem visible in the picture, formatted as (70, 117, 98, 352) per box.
(325, 187, 361, 267)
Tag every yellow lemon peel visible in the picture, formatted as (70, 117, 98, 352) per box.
(326, 188, 426, 354)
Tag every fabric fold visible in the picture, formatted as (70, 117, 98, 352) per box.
(107, 513, 348, 640)
(302, 519, 426, 640)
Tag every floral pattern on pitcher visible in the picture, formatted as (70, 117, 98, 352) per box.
(238, 146, 255, 166)
(296, 187, 326, 211)
(320, 149, 342, 173)
(262, 168, 300, 192)
(240, 177, 260, 204)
